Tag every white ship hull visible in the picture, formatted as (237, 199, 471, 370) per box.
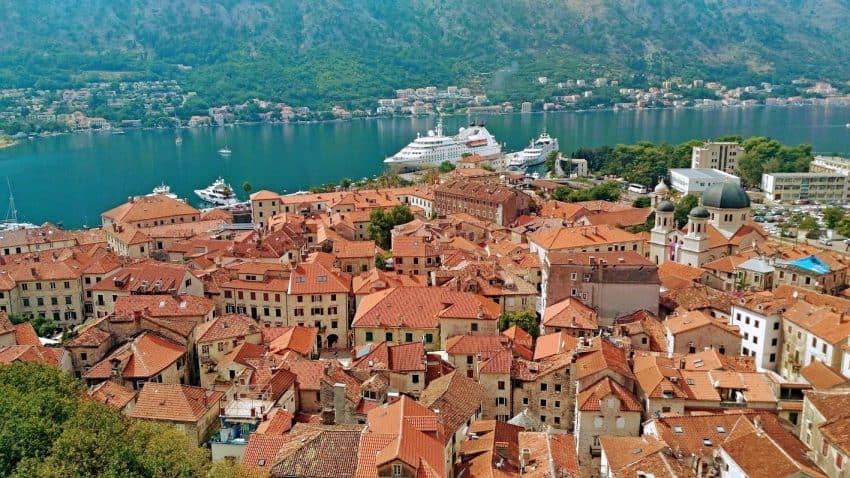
(506, 133, 559, 171)
(384, 121, 502, 172)
(194, 177, 239, 206)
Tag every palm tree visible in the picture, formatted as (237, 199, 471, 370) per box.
(243, 181, 252, 195)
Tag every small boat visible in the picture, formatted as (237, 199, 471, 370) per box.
(111, 129, 125, 135)
(0, 179, 37, 232)
(148, 183, 178, 200)
(218, 145, 232, 155)
(846, 123, 850, 128)
(194, 177, 240, 206)
(175, 136, 183, 145)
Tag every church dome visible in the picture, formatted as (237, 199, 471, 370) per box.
(654, 179, 670, 195)
(656, 200, 675, 212)
(701, 182, 750, 209)
(689, 206, 710, 218)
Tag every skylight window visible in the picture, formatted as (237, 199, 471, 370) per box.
(716, 426, 725, 433)
(318, 275, 327, 282)
(703, 438, 713, 446)
(673, 426, 683, 434)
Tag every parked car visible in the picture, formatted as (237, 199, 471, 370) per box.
(819, 237, 833, 246)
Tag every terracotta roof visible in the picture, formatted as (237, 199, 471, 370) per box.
(353, 287, 500, 329)
(577, 376, 642, 412)
(529, 224, 641, 252)
(84, 332, 186, 380)
(129, 383, 222, 423)
(664, 310, 739, 336)
(501, 325, 533, 350)
(517, 432, 579, 478)
(113, 294, 215, 318)
(222, 277, 289, 292)
(391, 235, 442, 258)
(87, 380, 137, 409)
(0, 344, 66, 367)
(533, 332, 579, 361)
(285, 359, 327, 391)
(102, 195, 199, 223)
(194, 314, 260, 343)
(478, 349, 513, 375)
(419, 371, 486, 435)
(267, 326, 317, 357)
(457, 420, 522, 477)
(66, 326, 112, 348)
(270, 423, 364, 477)
(658, 261, 705, 289)
(800, 360, 849, 390)
(660, 284, 733, 314)
(599, 436, 667, 474)
(255, 408, 294, 435)
(613, 449, 695, 478)
(288, 259, 351, 295)
(218, 342, 265, 369)
(13, 323, 41, 346)
(242, 433, 288, 470)
(352, 269, 427, 295)
(805, 390, 850, 422)
(721, 418, 825, 478)
(359, 396, 446, 478)
(332, 239, 381, 259)
(542, 297, 598, 330)
(352, 341, 427, 373)
(92, 261, 191, 293)
(445, 335, 511, 356)
(574, 338, 634, 381)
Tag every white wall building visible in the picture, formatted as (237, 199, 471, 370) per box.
(691, 142, 746, 173)
(730, 302, 783, 371)
(761, 172, 848, 204)
(669, 168, 741, 195)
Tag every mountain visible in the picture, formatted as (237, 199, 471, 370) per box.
(1, 0, 848, 107)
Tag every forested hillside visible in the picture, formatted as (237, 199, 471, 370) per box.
(1, 0, 848, 107)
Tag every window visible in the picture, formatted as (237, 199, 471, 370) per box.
(570, 272, 577, 281)
(540, 399, 547, 407)
(522, 397, 528, 405)
(385, 332, 393, 342)
(425, 334, 433, 343)
(554, 400, 560, 408)
(616, 416, 625, 429)
(467, 355, 474, 365)
(769, 353, 776, 362)
(471, 323, 478, 332)
(773, 322, 780, 330)
(540, 383, 547, 391)
(554, 384, 561, 393)
(63, 281, 70, 289)
(496, 397, 507, 405)
(412, 374, 420, 384)
(365, 332, 373, 342)
(498, 381, 505, 390)
(392, 464, 403, 476)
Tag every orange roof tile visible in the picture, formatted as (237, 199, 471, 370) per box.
(288, 259, 351, 295)
(577, 376, 642, 412)
(113, 294, 215, 318)
(87, 380, 137, 409)
(13, 323, 41, 346)
(84, 331, 186, 380)
(195, 314, 260, 343)
(542, 297, 598, 330)
(102, 195, 199, 224)
(353, 287, 501, 329)
(267, 326, 317, 357)
(533, 332, 579, 361)
(352, 341, 426, 373)
(529, 224, 641, 251)
(129, 383, 222, 423)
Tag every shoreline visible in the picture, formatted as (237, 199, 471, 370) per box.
(6, 101, 845, 147)
(0, 137, 17, 150)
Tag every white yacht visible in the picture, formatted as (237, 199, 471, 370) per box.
(148, 183, 178, 200)
(218, 145, 232, 155)
(194, 178, 239, 206)
(383, 120, 501, 172)
(506, 132, 559, 171)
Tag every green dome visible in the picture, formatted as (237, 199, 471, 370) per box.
(656, 200, 675, 212)
(701, 182, 750, 209)
(689, 206, 710, 218)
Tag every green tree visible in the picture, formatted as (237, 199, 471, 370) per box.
(632, 196, 652, 208)
(208, 460, 269, 478)
(128, 421, 210, 478)
(823, 206, 845, 230)
(9, 314, 55, 337)
(374, 252, 390, 271)
(836, 217, 850, 238)
(438, 161, 456, 173)
(497, 311, 540, 338)
(339, 177, 352, 189)
(674, 194, 700, 228)
(242, 181, 252, 195)
(367, 205, 414, 250)
(798, 215, 819, 232)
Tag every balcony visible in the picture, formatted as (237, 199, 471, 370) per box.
(589, 444, 601, 457)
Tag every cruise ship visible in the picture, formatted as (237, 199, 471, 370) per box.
(194, 177, 240, 206)
(505, 132, 559, 171)
(383, 120, 501, 172)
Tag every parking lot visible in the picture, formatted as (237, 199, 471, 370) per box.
(754, 202, 850, 255)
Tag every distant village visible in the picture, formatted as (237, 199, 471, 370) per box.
(5, 137, 850, 477)
(2, 75, 850, 140)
